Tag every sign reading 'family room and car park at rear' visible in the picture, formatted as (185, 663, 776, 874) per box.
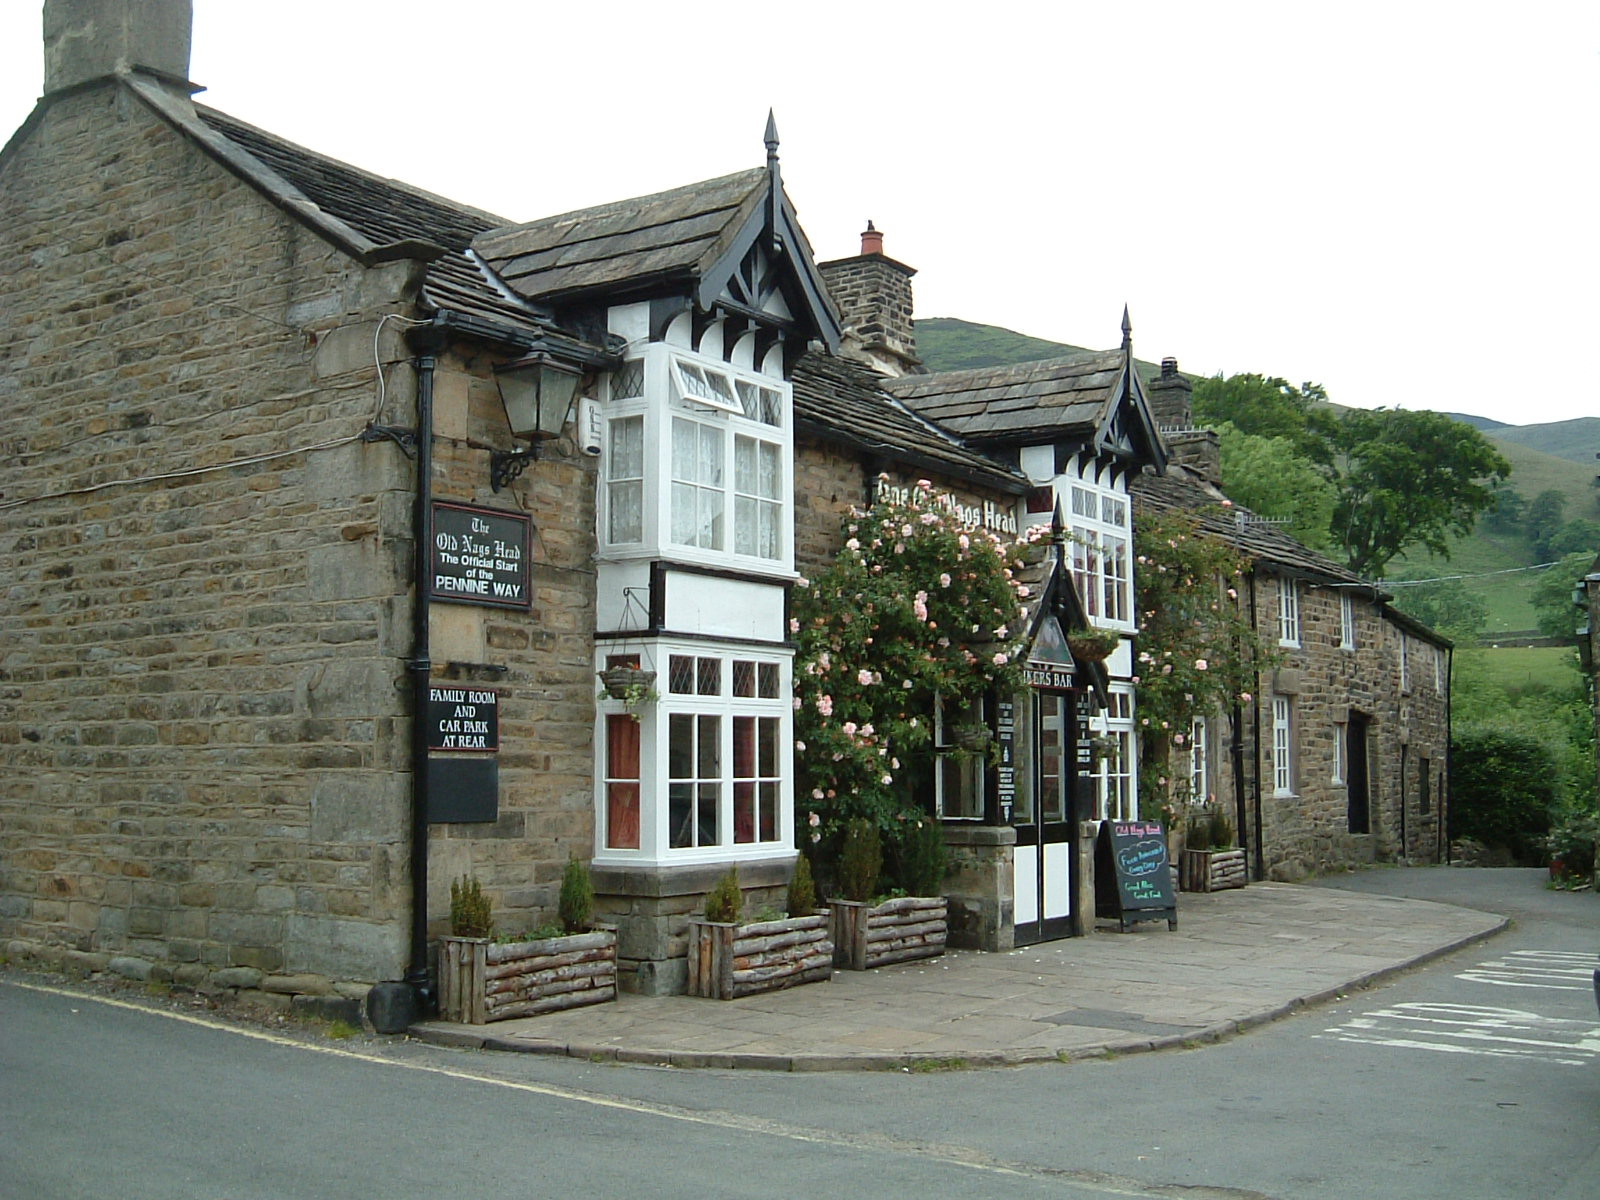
(430, 502, 531, 609)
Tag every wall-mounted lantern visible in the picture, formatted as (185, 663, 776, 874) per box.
(490, 347, 585, 491)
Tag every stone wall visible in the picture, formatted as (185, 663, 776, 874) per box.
(0, 82, 604, 1003)
(0, 85, 419, 991)
(816, 249, 920, 378)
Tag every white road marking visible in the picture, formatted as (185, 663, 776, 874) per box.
(1318, 999, 1600, 1067)
(1455, 949, 1596, 992)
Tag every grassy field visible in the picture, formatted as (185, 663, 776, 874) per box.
(1455, 644, 1583, 692)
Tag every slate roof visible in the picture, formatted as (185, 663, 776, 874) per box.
(1131, 463, 1449, 647)
(792, 352, 1027, 494)
(474, 170, 769, 303)
(884, 350, 1126, 441)
(1133, 464, 1369, 586)
(184, 101, 548, 335)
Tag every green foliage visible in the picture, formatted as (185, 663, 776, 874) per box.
(703, 865, 743, 924)
(1192, 374, 1336, 463)
(1385, 576, 1489, 643)
(1185, 808, 1234, 850)
(1450, 727, 1559, 864)
(1547, 810, 1598, 882)
(838, 818, 883, 903)
(1213, 424, 1337, 552)
(1531, 551, 1594, 641)
(558, 855, 593, 934)
(785, 852, 817, 917)
(791, 481, 1030, 844)
(896, 817, 948, 897)
(1330, 408, 1511, 578)
(449, 875, 493, 939)
(1133, 508, 1276, 818)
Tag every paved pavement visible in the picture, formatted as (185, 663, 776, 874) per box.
(409, 880, 1506, 1070)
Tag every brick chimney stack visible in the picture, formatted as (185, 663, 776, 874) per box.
(44, 0, 195, 96)
(1147, 358, 1223, 486)
(817, 222, 923, 378)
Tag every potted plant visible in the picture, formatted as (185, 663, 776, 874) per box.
(828, 818, 948, 971)
(1179, 810, 1247, 892)
(686, 862, 833, 1000)
(438, 860, 617, 1024)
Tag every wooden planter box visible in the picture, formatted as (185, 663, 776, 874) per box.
(685, 913, 833, 1000)
(1180, 848, 1247, 893)
(829, 896, 947, 970)
(438, 930, 617, 1024)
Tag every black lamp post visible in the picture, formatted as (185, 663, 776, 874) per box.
(490, 348, 584, 490)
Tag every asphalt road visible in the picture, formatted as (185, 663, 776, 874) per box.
(4, 867, 1597, 1199)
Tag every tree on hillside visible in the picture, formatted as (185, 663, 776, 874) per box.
(1531, 550, 1597, 641)
(1192, 374, 1335, 464)
(1526, 490, 1568, 560)
(1193, 375, 1510, 579)
(1214, 424, 1337, 553)
(1329, 408, 1511, 578)
(1386, 576, 1489, 643)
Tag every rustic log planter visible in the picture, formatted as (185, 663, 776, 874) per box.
(1179, 848, 1248, 893)
(829, 896, 948, 970)
(686, 913, 834, 1000)
(438, 929, 617, 1024)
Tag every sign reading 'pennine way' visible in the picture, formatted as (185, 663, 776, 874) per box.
(430, 502, 531, 610)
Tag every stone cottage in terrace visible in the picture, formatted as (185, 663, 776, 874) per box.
(1137, 364, 1452, 878)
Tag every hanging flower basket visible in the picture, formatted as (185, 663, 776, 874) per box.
(949, 724, 992, 753)
(598, 666, 656, 700)
(1067, 630, 1119, 663)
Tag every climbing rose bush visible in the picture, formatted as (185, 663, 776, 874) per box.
(1133, 506, 1275, 819)
(792, 481, 1036, 843)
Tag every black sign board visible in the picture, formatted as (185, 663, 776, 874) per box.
(427, 757, 498, 823)
(427, 687, 499, 752)
(995, 700, 1016, 821)
(1094, 819, 1178, 931)
(430, 502, 531, 609)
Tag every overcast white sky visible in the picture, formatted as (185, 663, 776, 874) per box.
(3, 1, 1595, 426)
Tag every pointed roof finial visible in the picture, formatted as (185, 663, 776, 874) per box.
(765, 111, 783, 255)
(1121, 305, 1132, 350)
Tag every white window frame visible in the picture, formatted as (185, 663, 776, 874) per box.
(1333, 720, 1347, 786)
(593, 641, 794, 868)
(1399, 630, 1410, 693)
(1272, 696, 1294, 796)
(1339, 591, 1355, 650)
(599, 344, 792, 572)
(1278, 578, 1301, 647)
(1067, 481, 1133, 630)
(1091, 684, 1136, 820)
(1189, 717, 1210, 806)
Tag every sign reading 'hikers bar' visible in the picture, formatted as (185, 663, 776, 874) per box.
(431, 502, 531, 609)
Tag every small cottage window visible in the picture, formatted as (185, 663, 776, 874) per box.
(1278, 579, 1301, 648)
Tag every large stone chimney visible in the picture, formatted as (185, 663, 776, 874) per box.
(1148, 357, 1222, 485)
(817, 223, 923, 378)
(44, 0, 195, 96)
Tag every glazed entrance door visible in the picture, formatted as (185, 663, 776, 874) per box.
(1013, 689, 1077, 945)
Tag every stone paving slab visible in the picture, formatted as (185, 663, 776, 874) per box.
(409, 882, 1505, 1071)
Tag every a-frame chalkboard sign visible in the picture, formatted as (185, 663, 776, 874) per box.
(1094, 819, 1178, 931)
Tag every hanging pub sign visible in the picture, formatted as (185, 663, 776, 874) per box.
(430, 502, 531, 610)
(1094, 819, 1178, 932)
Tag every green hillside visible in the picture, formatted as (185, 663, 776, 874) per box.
(1488, 417, 1600, 467)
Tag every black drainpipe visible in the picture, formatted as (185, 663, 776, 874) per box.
(1399, 742, 1409, 861)
(1443, 646, 1454, 863)
(403, 325, 444, 1013)
(1249, 574, 1265, 881)
(366, 318, 443, 1033)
